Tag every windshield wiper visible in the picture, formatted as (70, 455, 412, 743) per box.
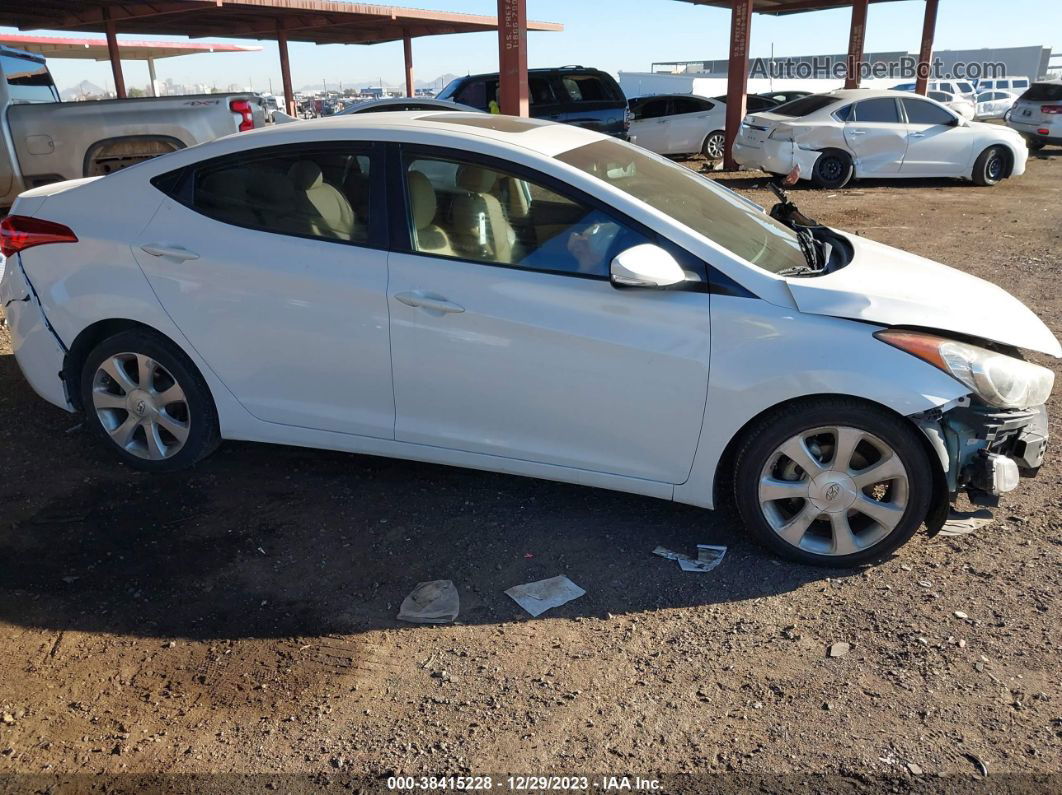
(777, 264, 820, 277)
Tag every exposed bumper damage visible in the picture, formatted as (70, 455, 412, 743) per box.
(732, 136, 823, 178)
(914, 398, 1048, 519)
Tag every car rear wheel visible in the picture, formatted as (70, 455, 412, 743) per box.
(81, 329, 220, 471)
(732, 398, 933, 567)
(811, 150, 853, 189)
(702, 131, 725, 160)
(972, 145, 1007, 186)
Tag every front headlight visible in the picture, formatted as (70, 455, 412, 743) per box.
(876, 329, 1055, 409)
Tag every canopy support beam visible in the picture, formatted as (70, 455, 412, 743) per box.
(403, 33, 414, 97)
(497, 0, 528, 116)
(147, 57, 158, 96)
(915, 0, 939, 95)
(844, 0, 868, 89)
(723, 0, 753, 170)
(102, 7, 126, 98)
(277, 22, 296, 116)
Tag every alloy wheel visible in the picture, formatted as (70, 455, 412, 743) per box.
(757, 425, 909, 557)
(704, 133, 725, 159)
(91, 352, 191, 461)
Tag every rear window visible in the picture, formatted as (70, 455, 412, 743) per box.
(1020, 83, 1062, 102)
(852, 98, 901, 123)
(770, 95, 839, 117)
(1, 54, 58, 103)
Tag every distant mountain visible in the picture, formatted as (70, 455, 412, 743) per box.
(60, 80, 108, 100)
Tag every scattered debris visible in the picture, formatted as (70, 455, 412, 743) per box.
(940, 509, 994, 537)
(397, 580, 460, 624)
(1, 713, 14, 725)
(906, 761, 923, 776)
(963, 752, 989, 777)
(827, 642, 850, 658)
(505, 575, 585, 617)
(652, 544, 727, 572)
(954, 611, 969, 620)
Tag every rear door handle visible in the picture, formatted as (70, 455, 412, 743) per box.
(909, 131, 927, 138)
(140, 243, 200, 262)
(848, 129, 867, 136)
(394, 291, 465, 314)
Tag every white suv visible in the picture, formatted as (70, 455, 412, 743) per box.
(1006, 80, 1062, 150)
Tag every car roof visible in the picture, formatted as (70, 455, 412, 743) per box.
(216, 111, 607, 158)
(452, 66, 610, 82)
(630, 94, 709, 101)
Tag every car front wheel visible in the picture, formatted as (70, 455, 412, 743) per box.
(80, 329, 220, 471)
(972, 145, 1007, 186)
(732, 398, 933, 567)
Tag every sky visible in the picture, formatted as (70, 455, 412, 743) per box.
(4, 0, 1061, 94)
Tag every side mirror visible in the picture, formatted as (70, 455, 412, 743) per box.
(610, 244, 687, 289)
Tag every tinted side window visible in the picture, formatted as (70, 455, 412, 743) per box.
(186, 146, 373, 243)
(529, 76, 555, 107)
(673, 97, 710, 114)
(773, 95, 840, 117)
(832, 103, 854, 122)
(403, 153, 650, 278)
(1013, 79, 1029, 88)
(560, 74, 613, 103)
(1, 54, 58, 103)
(453, 79, 488, 110)
(634, 99, 668, 119)
(902, 98, 955, 125)
(852, 98, 901, 123)
(1021, 83, 1062, 101)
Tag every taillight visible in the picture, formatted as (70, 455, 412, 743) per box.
(0, 215, 78, 258)
(1041, 104, 1062, 115)
(230, 99, 254, 132)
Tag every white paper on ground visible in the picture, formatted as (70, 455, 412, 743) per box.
(505, 575, 586, 617)
(939, 509, 994, 537)
(397, 580, 460, 624)
(654, 544, 727, 572)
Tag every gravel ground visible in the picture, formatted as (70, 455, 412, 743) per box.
(0, 151, 1059, 789)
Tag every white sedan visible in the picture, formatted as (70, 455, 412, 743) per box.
(975, 89, 1019, 120)
(1, 113, 1057, 567)
(733, 89, 1028, 188)
(628, 94, 727, 159)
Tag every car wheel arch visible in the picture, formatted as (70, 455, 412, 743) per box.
(63, 319, 210, 412)
(710, 392, 949, 532)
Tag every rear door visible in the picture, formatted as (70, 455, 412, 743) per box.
(665, 97, 721, 154)
(133, 142, 395, 438)
(899, 97, 971, 176)
(843, 97, 908, 175)
(552, 72, 626, 135)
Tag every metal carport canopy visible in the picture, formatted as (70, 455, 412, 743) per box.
(672, 0, 941, 168)
(0, 1, 562, 111)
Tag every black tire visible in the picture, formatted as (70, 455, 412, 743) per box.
(732, 398, 933, 568)
(972, 145, 1007, 186)
(811, 150, 853, 189)
(702, 130, 725, 160)
(1027, 139, 1045, 152)
(80, 329, 220, 472)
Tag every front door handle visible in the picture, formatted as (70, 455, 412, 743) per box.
(848, 128, 867, 136)
(140, 243, 200, 262)
(909, 131, 927, 138)
(394, 291, 465, 314)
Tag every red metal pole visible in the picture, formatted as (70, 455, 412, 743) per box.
(844, 0, 869, 89)
(914, 0, 940, 96)
(403, 34, 414, 98)
(497, 0, 529, 116)
(102, 7, 126, 98)
(277, 24, 296, 116)
(723, 0, 753, 170)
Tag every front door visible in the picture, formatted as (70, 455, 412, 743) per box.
(133, 142, 395, 438)
(629, 98, 672, 153)
(899, 97, 973, 176)
(843, 97, 909, 175)
(387, 148, 710, 483)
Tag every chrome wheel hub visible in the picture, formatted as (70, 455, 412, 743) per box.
(92, 353, 190, 461)
(758, 425, 909, 557)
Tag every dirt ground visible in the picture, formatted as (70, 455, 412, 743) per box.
(0, 149, 1060, 790)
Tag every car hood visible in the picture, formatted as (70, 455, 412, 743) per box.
(785, 234, 1062, 357)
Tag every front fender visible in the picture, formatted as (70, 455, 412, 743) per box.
(673, 296, 968, 509)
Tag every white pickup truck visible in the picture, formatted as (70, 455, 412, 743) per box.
(1, 45, 267, 208)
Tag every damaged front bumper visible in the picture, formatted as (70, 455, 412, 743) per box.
(914, 398, 1048, 508)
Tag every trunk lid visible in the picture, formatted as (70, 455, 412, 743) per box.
(785, 234, 1062, 357)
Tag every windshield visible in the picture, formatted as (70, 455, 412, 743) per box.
(555, 139, 806, 274)
(771, 94, 841, 117)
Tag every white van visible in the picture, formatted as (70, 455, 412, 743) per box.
(977, 77, 1031, 93)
